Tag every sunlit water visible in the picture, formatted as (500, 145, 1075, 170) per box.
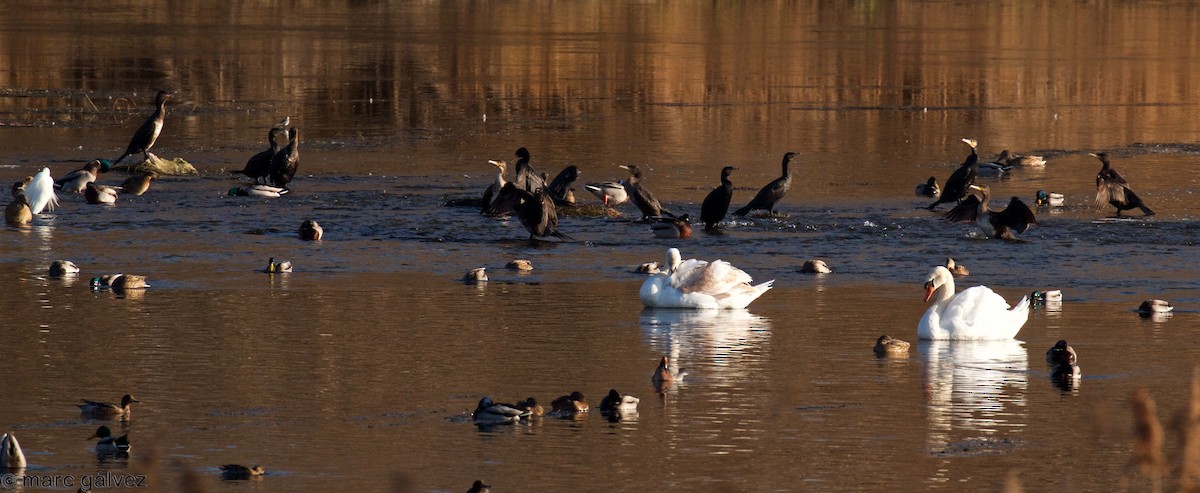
(0, 2, 1199, 492)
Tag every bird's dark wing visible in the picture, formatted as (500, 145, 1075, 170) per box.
(484, 183, 530, 218)
(944, 193, 981, 223)
(546, 166, 579, 201)
(995, 197, 1037, 234)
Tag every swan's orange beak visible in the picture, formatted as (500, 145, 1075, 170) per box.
(923, 281, 935, 302)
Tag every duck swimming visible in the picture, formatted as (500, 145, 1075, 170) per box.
(90, 275, 150, 290)
(229, 184, 289, 198)
(85, 182, 119, 204)
(220, 464, 265, 480)
(1138, 299, 1172, 314)
(998, 149, 1047, 167)
(468, 480, 491, 493)
(5, 193, 31, 227)
(915, 176, 940, 198)
(800, 259, 831, 274)
(639, 248, 773, 309)
(651, 215, 693, 239)
(89, 425, 130, 453)
(733, 152, 795, 217)
(472, 397, 530, 424)
(1090, 152, 1154, 216)
(1036, 190, 1064, 207)
(945, 257, 969, 276)
(945, 185, 1037, 241)
(49, 260, 80, 276)
(55, 159, 107, 193)
(0, 433, 26, 470)
(118, 172, 156, 196)
(873, 335, 911, 357)
(550, 392, 589, 416)
(700, 166, 737, 232)
(515, 397, 544, 417)
(299, 219, 323, 240)
(652, 355, 685, 385)
(598, 389, 640, 417)
(927, 138, 980, 210)
(506, 259, 533, 271)
(1045, 340, 1077, 366)
(266, 258, 292, 273)
(463, 267, 487, 283)
(917, 265, 1029, 340)
(78, 394, 139, 418)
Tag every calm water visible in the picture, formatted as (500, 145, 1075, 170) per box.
(1, 2, 1199, 492)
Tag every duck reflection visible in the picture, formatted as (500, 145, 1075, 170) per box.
(922, 339, 1027, 456)
(639, 308, 771, 387)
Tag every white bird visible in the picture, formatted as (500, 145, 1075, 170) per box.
(584, 181, 629, 208)
(598, 389, 640, 416)
(1138, 299, 1172, 314)
(918, 265, 1029, 340)
(639, 248, 773, 309)
(0, 433, 26, 469)
(26, 168, 58, 215)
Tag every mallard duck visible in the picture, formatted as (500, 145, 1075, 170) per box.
(268, 127, 300, 188)
(998, 149, 1047, 167)
(550, 392, 589, 416)
(55, 159, 106, 193)
(90, 275, 150, 290)
(584, 180, 628, 208)
(700, 166, 737, 232)
(49, 260, 80, 277)
(1090, 152, 1154, 216)
(5, 193, 31, 227)
(266, 258, 292, 274)
(463, 268, 487, 283)
(84, 182, 118, 204)
(25, 168, 58, 215)
(800, 259, 831, 274)
(734, 152, 795, 217)
(945, 184, 1037, 240)
(220, 464, 265, 480)
(927, 138, 980, 210)
(472, 397, 530, 424)
(976, 155, 1012, 177)
(515, 397, 544, 417)
(1030, 290, 1063, 305)
(78, 394, 139, 418)
(619, 164, 674, 219)
(918, 265, 1029, 340)
(873, 335, 911, 357)
(299, 219, 323, 241)
(117, 172, 157, 196)
(0, 433, 26, 469)
(945, 257, 969, 276)
(1035, 190, 1064, 207)
(506, 259, 533, 271)
(639, 248, 773, 309)
(651, 214, 692, 239)
(111, 90, 171, 167)
(1138, 299, 1172, 314)
(916, 176, 940, 198)
(598, 389, 639, 416)
(636, 262, 661, 275)
(89, 425, 130, 453)
(467, 480, 492, 493)
(229, 184, 289, 198)
(1045, 340, 1077, 366)
(652, 355, 686, 385)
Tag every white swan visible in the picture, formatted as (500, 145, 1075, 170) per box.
(639, 248, 773, 309)
(26, 168, 58, 215)
(918, 265, 1029, 340)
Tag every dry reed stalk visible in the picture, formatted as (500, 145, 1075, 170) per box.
(1132, 388, 1164, 492)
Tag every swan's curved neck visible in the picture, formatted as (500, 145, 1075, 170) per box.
(933, 277, 955, 304)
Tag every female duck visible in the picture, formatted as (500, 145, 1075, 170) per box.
(873, 335, 911, 356)
(918, 265, 1029, 340)
(640, 248, 773, 309)
(79, 394, 139, 418)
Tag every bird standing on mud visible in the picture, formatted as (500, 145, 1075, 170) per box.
(112, 90, 172, 167)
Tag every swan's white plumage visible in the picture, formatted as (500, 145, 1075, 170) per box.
(26, 168, 58, 215)
(640, 248, 772, 309)
(918, 266, 1029, 340)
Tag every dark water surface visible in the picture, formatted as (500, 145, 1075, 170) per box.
(1, 2, 1199, 492)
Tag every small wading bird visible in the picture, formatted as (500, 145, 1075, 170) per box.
(927, 138, 980, 210)
(1090, 152, 1154, 216)
(700, 166, 737, 233)
(734, 152, 795, 217)
(269, 127, 300, 189)
(112, 90, 172, 168)
(945, 184, 1037, 241)
(619, 164, 674, 220)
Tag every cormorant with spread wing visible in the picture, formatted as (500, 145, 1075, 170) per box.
(945, 184, 1037, 240)
(485, 183, 573, 241)
(927, 138, 980, 210)
(1090, 152, 1154, 216)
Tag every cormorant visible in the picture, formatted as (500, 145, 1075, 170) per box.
(700, 166, 737, 232)
(232, 127, 286, 183)
(927, 138, 980, 210)
(486, 183, 573, 241)
(619, 164, 673, 219)
(1090, 152, 1154, 216)
(480, 160, 508, 213)
(112, 90, 172, 167)
(733, 152, 795, 217)
(944, 184, 1037, 240)
(269, 127, 300, 189)
(513, 147, 545, 193)
(545, 165, 579, 206)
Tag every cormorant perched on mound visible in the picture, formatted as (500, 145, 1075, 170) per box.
(485, 183, 573, 241)
(545, 165, 579, 206)
(232, 126, 287, 183)
(700, 166, 737, 232)
(269, 127, 300, 188)
(1090, 152, 1155, 216)
(915, 176, 940, 198)
(945, 184, 1037, 240)
(112, 90, 172, 167)
(513, 147, 545, 193)
(733, 152, 795, 217)
(927, 138, 980, 210)
(619, 164, 674, 219)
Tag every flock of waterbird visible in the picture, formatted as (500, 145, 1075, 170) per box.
(0, 89, 1179, 491)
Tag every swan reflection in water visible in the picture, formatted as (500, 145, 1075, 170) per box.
(922, 339, 1027, 458)
(639, 308, 772, 389)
